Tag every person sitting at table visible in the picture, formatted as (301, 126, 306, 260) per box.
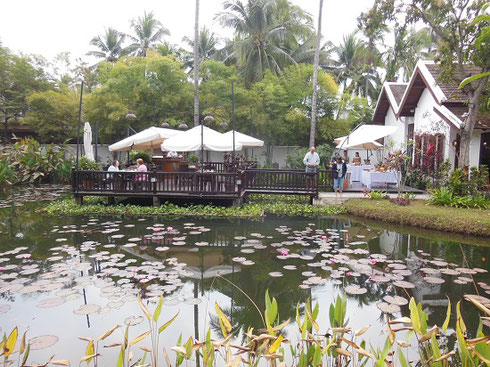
(135, 158, 148, 183)
(166, 150, 178, 158)
(352, 152, 361, 166)
(332, 157, 347, 198)
(106, 160, 119, 188)
(108, 160, 119, 172)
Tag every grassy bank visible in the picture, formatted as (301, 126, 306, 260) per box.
(42, 195, 345, 218)
(344, 199, 490, 237)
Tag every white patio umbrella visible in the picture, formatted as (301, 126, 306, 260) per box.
(222, 131, 264, 147)
(109, 126, 181, 152)
(334, 125, 399, 149)
(335, 140, 383, 150)
(161, 125, 243, 152)
(83, 122, 95, 161)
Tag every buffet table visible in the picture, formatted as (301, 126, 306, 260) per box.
(360, 170, 399, 189)
(347, 165, 373, 182)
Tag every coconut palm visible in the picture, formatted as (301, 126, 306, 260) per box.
(384, 27, 435, 82)
(87, 27, 126, 62)
(183, 26, 220, 69)
(124, 11, 170, 57)
(216, 0, 313, 85)
(309, 0, 324, 147)
(333, 32, 381, 100)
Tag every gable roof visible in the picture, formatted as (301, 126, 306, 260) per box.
(372, 60, 489, 131)
(372, 82, 408, 124)
(425, 63, 481, 104)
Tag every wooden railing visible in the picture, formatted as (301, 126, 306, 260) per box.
(318, 169, 334, 191)
(241, 169, 319, 195)
(73, 170, 238, 197)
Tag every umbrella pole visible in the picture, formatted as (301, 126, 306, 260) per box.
(75, 81, 84, 171)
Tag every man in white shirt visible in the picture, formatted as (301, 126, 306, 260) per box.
(108, 160, 119, 172)
(303, 146, 320, 190)
(303, 147, 320, 173)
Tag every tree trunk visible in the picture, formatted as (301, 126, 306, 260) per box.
(458, 75, 489, 168)
(309, 0, 324, 148)
(193, 0, 200, 127)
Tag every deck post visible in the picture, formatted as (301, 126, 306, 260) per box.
(75, 195, 84, 205)
(153, 196, 161, 207)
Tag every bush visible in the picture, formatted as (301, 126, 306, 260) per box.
(129, 150, 151, 163)
(78, 156, 100, 170)
(429, 187, 489, 209)
(389, 197, 410, 206)
(362, 189, 385, 200)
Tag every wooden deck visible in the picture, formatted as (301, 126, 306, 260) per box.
(72, 169, 333, 205)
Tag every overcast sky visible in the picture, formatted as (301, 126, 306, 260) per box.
(0, 0, 375, 62)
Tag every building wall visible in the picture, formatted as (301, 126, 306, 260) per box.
(383, 106, 406, 151)
(470, 130, 482, 167)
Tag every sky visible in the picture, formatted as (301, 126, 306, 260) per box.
(0, 0, 375, 63)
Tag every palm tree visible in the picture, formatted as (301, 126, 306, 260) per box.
(384, 27, 435, 82)
(87, 27, 125, 62)
(193, 0, 200, 126)
(333, 32, 381, 100)
(216, 0, 312, 85)
(182, 26, 220, 69)
(124, 11, 170, 57)
(309, 0, 324, 147)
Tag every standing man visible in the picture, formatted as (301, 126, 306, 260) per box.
(303, 146, 320, 189)
(342, 150, 350, 164)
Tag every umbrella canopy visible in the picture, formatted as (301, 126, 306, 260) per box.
(161, 125, 243, 152)
(109, 127, 181, 152)
(222, 131, 264, 148)
(335, 140, 383, 150)
(83, 122, 95, 161)
(334, 125, 399, 149)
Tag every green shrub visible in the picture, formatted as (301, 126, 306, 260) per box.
(429, 187, 489, 209)
(78, 156, 100, 170)
(129, 150, 151, 163)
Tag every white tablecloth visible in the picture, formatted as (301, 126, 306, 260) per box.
(347, 165, 373, 182)
(360, 171, 399, 189)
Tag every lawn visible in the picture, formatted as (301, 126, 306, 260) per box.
(344, 199, 490, 237)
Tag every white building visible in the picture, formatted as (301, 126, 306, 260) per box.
(372, 60, 489, 169)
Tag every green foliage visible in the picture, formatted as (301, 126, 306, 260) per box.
(364, 190, 385, 200)
(0, 45, 51, 136)
(23, 87, 79, 143)
(43, 196, 346, 218)
(0, 138, 72, 187)
(430, 166, 489, 209)
(186, 154, 199, 164)
(78, 156, 100, 171)
(129, 150, 151, 163)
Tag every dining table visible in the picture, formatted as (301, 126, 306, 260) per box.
(360, 170, 399, 189)
(347, 165, 374, 182)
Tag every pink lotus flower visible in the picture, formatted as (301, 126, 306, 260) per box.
(0, 267, 5, 271)
(280, 250, 289, 256)
(153, 228, 161, 232)
(22, 254, 31, 259)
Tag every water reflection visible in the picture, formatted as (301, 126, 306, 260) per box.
(0, 194, 488, 365)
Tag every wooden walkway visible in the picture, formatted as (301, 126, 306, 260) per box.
(72, 169, 333, 205)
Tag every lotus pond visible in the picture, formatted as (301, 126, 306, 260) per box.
(0, 187, 489, 365)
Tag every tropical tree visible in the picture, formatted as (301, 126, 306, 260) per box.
(332, 32, 381, 100)
(383, 26, 435, 82)
(23, 87, 79, 143)
(87, 27, 126, 62)
(216, 0, 313, 85)
(182, 26, 220, 71)
(0, 46, 50, 143)
(124, 11, 170, 57)
(309, 0, 324, 147)
(360, 0, 490, 167)
(85, 53, 192, 142)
